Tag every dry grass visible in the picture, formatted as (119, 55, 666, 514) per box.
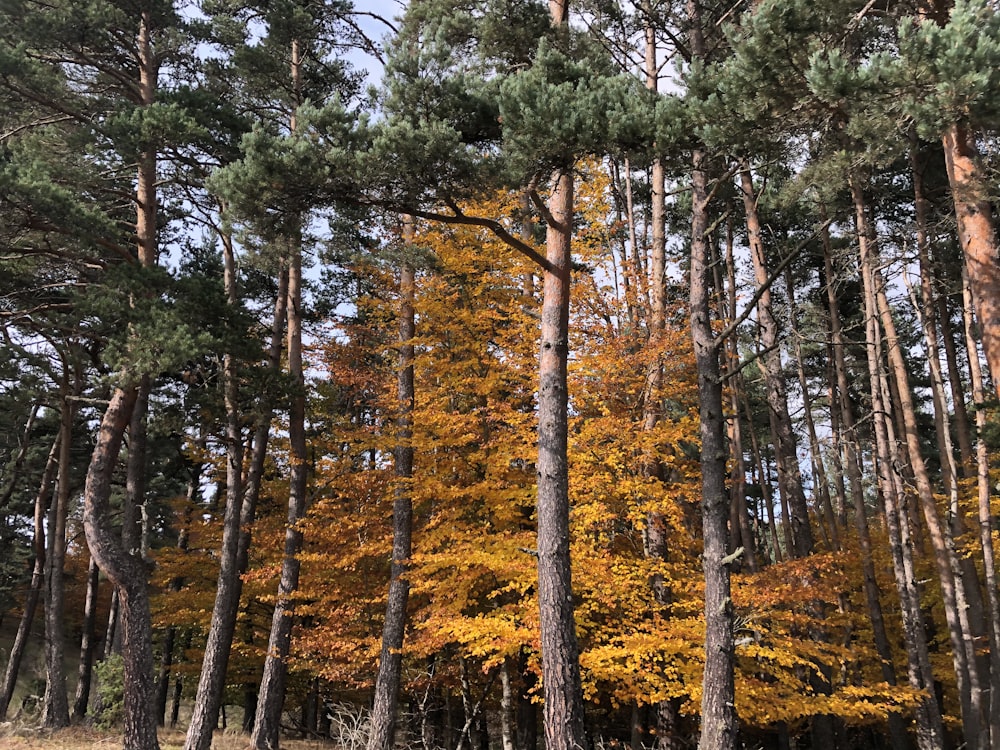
(0, 724, 338, 750)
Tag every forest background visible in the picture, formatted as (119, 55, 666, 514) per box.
(2, 1, 1000, 750)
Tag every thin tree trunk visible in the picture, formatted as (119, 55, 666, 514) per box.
(42, 375, 76, 728)
(962, 264, 1000, 750)
(854, 174, 946, 750)
(911, 139, 990, 714)
(722, 211, 758, 571)
(936, 293, 974, 472)
(0, 402, 39, 508)
(784, 266, 839, 550)
(73, 556, 101, 720)
(0, 432, 58, 721)
(689, 143, 737, 750)
(739, 169, 814, 559)
(368, 218, 417, 750)
(251, 239, 309, 750)
(821, 220, 908, 749)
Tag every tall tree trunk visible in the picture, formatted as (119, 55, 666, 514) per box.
(689, 145, 736, 750)
(368, 218, 417, 750)
(81, 8, 162, 748)
(0, 432, 58, 721)
(739, 169, 814, 559)
(911, 139, 990, 710)
(962, 264, 1000, 750)
(820, 221, 908, 749)
(83, 385, 160, 750)
(854, 173, 985, 749)
(251, 235, 309, 750)
(250, 35, 308, 750)
(522, 6, 589, 750)
(784, 268, 839, 551)
(722, 212, 758, 571)
(941, 121, 1000, 397)
(42, 376, 76, 728)
(73, 556, 101, 720)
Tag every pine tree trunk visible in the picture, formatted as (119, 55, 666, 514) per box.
(852, 173, 985, 749)
(942, 122, 1000, 397)
(962, 265, 1000, 750)
(184, 228, 289, 750)
(73, 556, 101, 720)
(83, 384, 160, 750)
(0, 433, 58, 721)
(536, 158, 587, 750)
(820, 221, 908, 749)
(785, 268, 839, 550)
(252, 227, 309, 750)
(689, 145, 736, 750)
(722, 213, 758, 571)
(42, 383, 75, 728)
(739, 169, 814, 559)
(855, 175, 945, 750)
(368, 219, 416, 750)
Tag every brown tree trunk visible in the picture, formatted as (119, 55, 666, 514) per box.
(784, 266, 839, 550)
(962, 264, 1000, 750)
(820, 221, 908, 749)
(83, 384, 160, 750)
(942, 122, 1000, 397)
(184, 229, 288, 750)
(740, 169, 814, 559)
(252, 231, 309, 750)
(73, 556, 101, 720)
(0, 433, 58, 721)
(536, 159, 587, 750)
(368, 219, 417, 750)
(690, 145, 736, 750)
(850, 173, 952, 742)
(42, 384, 74, 728)
(251, 36, 309, 750)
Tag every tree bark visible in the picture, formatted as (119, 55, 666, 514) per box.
(690, 150, 737, 750)
(853, 173, 984, 749)
(854, 174, 946, 750)
(42, 381, 75, 728)
(0, 432, 58, 721)
(368, 218, 417, 750)
(820, 220, 908, 749)
(536, 157, 587, 750)
(962, 264, 1000, 750)
(941, 122, 1000, 397)
(73, 556, 101, 720)
(252, 227, 309, 750)
(739, 169, 814, 559)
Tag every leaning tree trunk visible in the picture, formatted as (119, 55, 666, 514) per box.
(251, 35, 310, 750)
(367, 218, 417, 750)
(184, 229, 288, 750)
(0, 433, 58, 721)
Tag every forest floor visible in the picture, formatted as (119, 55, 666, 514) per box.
(0, 725, 337, 749)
